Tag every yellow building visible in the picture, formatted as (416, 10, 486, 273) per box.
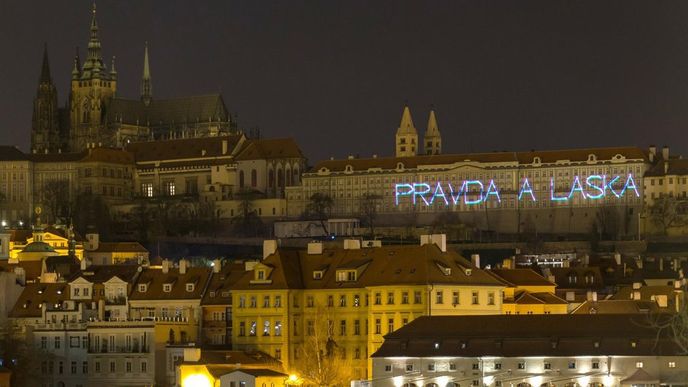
(179, 348, 285, 387)
(9, 226, 84, 261)
(230, 236, 505, 380)
(488, 268, 568, 315)
(642, 146, 688, 235)
(128, 259, 212, 387)
(201, 260, 247, 346)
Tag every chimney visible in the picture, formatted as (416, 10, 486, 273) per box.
(659, 258, 664, 272)
(431, 234, 447, 252)
(179, 259, 188, 275)
(343, 239, 361, 250)
(162, 259, 170, 274)
(222, 139, 228, 155)
(80, 257, 88, 271)
(664, 161, 669, 174)
(592, 291, 598, 302)
(471, 254, 480, 268)
(213, 259, 221, 273)
(13, 267, 25, 285)
(263, 240, 278, 259)
(307, 241, 323, 255)
(662, 145, 669, 160)
(614, 253, 621, 266)
(184, 348, 202, 362)
(649, 145, 656, 162)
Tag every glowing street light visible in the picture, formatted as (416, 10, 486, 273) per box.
(182, 373, 212, 387)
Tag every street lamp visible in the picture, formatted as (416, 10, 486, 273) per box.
(182, 373, 213, 387)
(285, 374, 303, 386)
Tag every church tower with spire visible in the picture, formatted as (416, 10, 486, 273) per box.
(395, 105, 418, 157)
(31, 44, 61, 153)
(141, 42, 152, 106)
(423, 109, 442, 155)
(69, 3, 117, 151)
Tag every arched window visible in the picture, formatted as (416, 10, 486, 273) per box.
(517, 384, 532, 387)
(426, 384, 439, 387)
(251, 169, 257, 187)
(268, 169, 275, 188)
(168, 329, 175, 344)
(239, 171, 245, 188)
(286, 166, 292, 185)
(402, 384, 417, 387)
(277, 169, 284, 188)
(446, 383, 460, 387)
(293, 165, 300, 184)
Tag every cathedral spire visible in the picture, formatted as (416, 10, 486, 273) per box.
(72, 47, 81, 79)
(424, 108, 442, 155)
(141, 42, 152, 105)
(39, 43, 52, 84)
(82, 3, 105, 78)
(395, 105, 419, 157)
(396, 105, 417, 135)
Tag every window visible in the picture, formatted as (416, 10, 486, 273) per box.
(428, 363, 436, 371)
(340, 320, 347, 335)
(472, 291, 479, 305)
(141, 361, 147, 373)
(82, 361, 88, 374)
(250, 296, 257, 308)
(405, 364, 413, 372)
(249, 321, 257, 336)
(238, 321, 246, 336)
(164, 181, 175, 196)
(517, 362, 526, 369)
(163, 284, 172, 292)
(71, 361, 77, 374)
(41, 336, 47, 349)
(401, 291, 409, 304)
(375, 318, 381, 334)
(275, 349, 281, 360)
(257, 270, 265, 280)
(374, 292, 381, 305)
(385, 365, 392, 372)
(110, 361, 115, 373)
(636, 361, 643, 368)
(328, 295, 334, 307)
(275, 321, 282, 336)
(414, 291, 422, 304)
(274, 295, 281, 307)
(185, 283, 194, 292)
(472, 363, 479, 370)
(387, 318, 394, 333)
(494, 363, 502, 370)
(263, 296, 270, 308)
(452, 291, 459, 305)
(436, 290, 443, 304)
(306, 295, 314, 307)
(544, 362, 551, 370)
(354, 320, 360, 335)
(669, 361, 676, 368)
(387, 292, 395, 305)
(340, 295, 347, 307)
(126, 361, 131, 373)
(239, 296, 246, 308)
(95, 361, 100, 373)
(263, 320, 270, 336)
(449, 363, 457, 371)
(307, 320, 315, 336)
(54, 337, 61, 349)
(488, 292, 495, 305)
(592, 361, 599, 369)
(568, 361, 576, 369)
(141, 183, 153, 197)
(353, 294, 360, 307)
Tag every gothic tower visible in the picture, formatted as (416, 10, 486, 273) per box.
(31, 44, 60, 154)
(395, 105, 418, 157)
(141, 42, 152, 106)
(423, 109, 442, 155)
(69, 4, 117, 151)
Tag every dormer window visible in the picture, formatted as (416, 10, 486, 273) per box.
(186, 283, 195, 292)
(588, 154, 597, 162)
(138, 284, 147, 293)
(313, 271, 323, 280)
(396, 162, 404, 170)
(533, 156, 541, 164)
(336, 270, 357, 282)
(257, 270, 265, 280)
(209, 291, 216, 298)
(345, 165, 353, 173)
(163, 284, 172, 293)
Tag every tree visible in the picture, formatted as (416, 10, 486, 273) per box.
(41, 179, 71, 224)
(306, 193, 333, 236)
(593, 205, 621, 240)
(431, 210, 464, 241)
(0, 321, 53, 386)
(359, 192, 381, 237)
(648, 301, 688, 354)
(232, 189, 263, 237)
(293, 307, 354, 386)
(649, 196, 688, 235)
(71, 192, 112, 239)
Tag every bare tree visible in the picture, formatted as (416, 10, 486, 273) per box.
(649, 196, 688, 235)
(594, 205, 621, 240)
(360, 192, 381, 237)
(648, 301, 688, 354)
(294, 307, 354, 386)
(0, 321, 53, 387)
(306, 193, 333, 236)
(232, 189, 263, 236)
(42, 179, 71, 223)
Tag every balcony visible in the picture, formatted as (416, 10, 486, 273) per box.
(105, 296, 127, 306)
(88, 344, 150, 354)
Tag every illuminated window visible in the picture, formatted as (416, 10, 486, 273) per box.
(436, 290, 444, 304)
(387, 292, 395, 305)
(141, 183, 153, 197)
(669, 361, 676, 368)
(636, 361, 643, 368)
(472, 291, 479, 305)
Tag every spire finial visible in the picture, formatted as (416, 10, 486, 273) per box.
(141, 42, 152, 105)
(39, 42, 51, 84)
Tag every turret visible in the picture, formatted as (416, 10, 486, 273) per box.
(395, 105, 418, 157)
(31, 43, 60, 153)
(423, 108, 442, 155)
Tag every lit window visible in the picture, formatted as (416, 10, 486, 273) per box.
(141, 183, 153, 197)
(163, 284, 172, 292)
(669, 361, 676, 368)
(636, 361, 643, 368)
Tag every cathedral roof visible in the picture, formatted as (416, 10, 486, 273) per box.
(0, 146, 30, 161)
(104, 94, 229, 127)
(235, 138, 305, 160)
(126, 134, 243, 163)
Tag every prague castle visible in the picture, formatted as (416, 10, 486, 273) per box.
(31, 5, 233, 154)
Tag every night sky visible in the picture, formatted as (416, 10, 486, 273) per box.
(2, 1, 688, 163)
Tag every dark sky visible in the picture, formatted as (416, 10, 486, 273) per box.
(2, 1, 688, 163)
